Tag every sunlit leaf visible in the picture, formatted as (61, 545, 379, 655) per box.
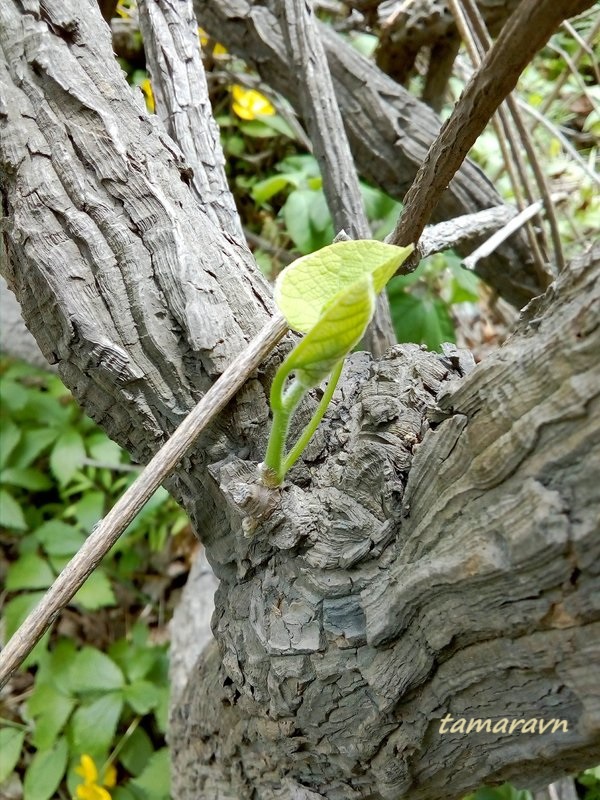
(280, 275, 375, 387)
(274, 240, 413, 333)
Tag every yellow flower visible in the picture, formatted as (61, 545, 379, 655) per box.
(75, 755, 115, 800)
(139, 78, 155, 114)
(198, 27, 228, 56)
(231, 85, 275, 120)
(76, 786, 112, 800)
(198, 27, 209, 48)
(116, 0, 135, 18)
(103, 764, 117, 788)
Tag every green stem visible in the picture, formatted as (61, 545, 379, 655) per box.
(101, 715, 141, 777)
(264, 372, 306, 481)
(283, 359, 344, 477)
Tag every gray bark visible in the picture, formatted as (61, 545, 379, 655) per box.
(193, 0, 547, 308)
(137, 0, 245, 240)
(1, 2, 599, 799)
(170, 243, 600, 799)
(0, 0, 286, 542)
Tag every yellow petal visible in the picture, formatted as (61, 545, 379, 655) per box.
(231, 86, 275, 120)
(116, 0, 133, 18)
(103, 763, 117, 789)
(75, 755, 98, 784)
(76, 785, 112, 800)
(140, 78, 155, 114)
(213, 42, 228, 56)
(198, 27, 209, 48)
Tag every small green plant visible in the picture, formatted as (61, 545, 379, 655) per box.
(0, 358, 185, 799)
(261, 239, 413, 486)
(579, 766, 600, 800)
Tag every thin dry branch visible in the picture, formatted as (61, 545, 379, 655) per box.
(447, 0, 549, 281)
(455, 0, 565, 273)
(389, 0, 596, 251)
(463, 193, 567, 271)
(0, 314, 288, 689)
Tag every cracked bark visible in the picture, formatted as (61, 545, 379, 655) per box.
(0, 0, 289, 545)
(137, 0, 245, 241)
(1, 1, 599, 799)
(169, 244, 600, 799)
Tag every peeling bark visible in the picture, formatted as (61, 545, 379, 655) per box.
(170, 243, 600, 799)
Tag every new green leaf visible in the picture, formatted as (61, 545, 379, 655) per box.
(262, 239, 414, 487)
(274, 239, 413, 333)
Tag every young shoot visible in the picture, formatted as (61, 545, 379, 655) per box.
(261, 239, 414, 486)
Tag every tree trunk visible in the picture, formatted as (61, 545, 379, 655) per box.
(169, 243, 600, 799)
(1, 1, 598, 799)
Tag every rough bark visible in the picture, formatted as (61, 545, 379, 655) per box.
(137, 0, 245, 240)
(170, 243, 600, 799)
(193, 0, 546, 308)
(0, 0, 291, 546)
(2, 1, 599, 798)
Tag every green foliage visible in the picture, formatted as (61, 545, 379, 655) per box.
(465, 784, 532, 800)
(387, 252, 480, 351)
(0, 624, 171, 799)
(579, 767, 600, 800)
(0, 358, 183, 799)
